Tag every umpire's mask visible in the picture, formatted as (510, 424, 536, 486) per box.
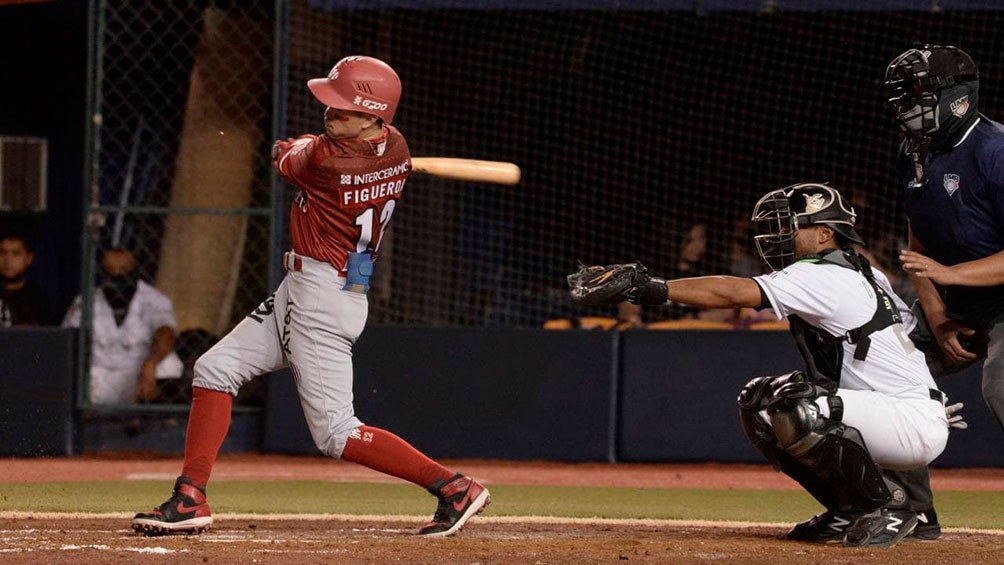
(885, 45, 979, 150)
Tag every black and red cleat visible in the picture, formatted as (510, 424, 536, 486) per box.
(418, 473, 491, 537)
(131, 476, 213, 536)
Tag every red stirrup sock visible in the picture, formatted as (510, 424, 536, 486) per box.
(180, 387, 234, 487)
(340, 425, 455, 489)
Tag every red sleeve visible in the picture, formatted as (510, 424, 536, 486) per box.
(272, 134, 318, 184)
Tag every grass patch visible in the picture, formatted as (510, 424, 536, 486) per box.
(1, 482, 1001, 529)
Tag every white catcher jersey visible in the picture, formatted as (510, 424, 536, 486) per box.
(754, 260, 937, 395)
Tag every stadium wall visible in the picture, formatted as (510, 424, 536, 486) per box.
(3, 329, 999, 466)
(261, 327, 1003, 467)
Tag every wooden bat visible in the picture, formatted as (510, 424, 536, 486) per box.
(410, 157, 521, 185)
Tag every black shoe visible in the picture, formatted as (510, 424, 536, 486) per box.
(786, 509, 865, 543)
(131, 476, 213, 536)
(908, 507, 941, 540)
(418, 473, 491, 537)
(842, 508, 918, 548)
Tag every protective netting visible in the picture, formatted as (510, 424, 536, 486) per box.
(87, 2, 1004, 406)
(285, 7, 1004, 327)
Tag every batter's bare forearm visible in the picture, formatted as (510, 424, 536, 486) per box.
(666, 276, 762, 309)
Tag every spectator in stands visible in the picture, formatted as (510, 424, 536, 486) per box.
(62, 247, 183, 404)
(0, 232, 50, 327)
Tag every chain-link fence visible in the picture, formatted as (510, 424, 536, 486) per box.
(82, 0, 276, 409)
(285, 6, 1004, 329)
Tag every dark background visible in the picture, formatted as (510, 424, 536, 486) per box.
(4, 2, 1004, 327)
(0, 0, 87, 323)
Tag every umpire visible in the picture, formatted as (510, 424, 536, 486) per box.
(887, 45, 1004, 405)
(883, 44, 1004, 540)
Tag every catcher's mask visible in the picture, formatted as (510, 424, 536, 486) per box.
(884, 45, 979, 146)
(751, 183, 864, 271)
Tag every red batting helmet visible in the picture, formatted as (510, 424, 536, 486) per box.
(307, 56, 401, 124)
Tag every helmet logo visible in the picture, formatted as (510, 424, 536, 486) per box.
(943, 174, 960, 196)
(353, 95, 388, 111)
(803, 193, 826, 213)
(950, 95, 970, 117)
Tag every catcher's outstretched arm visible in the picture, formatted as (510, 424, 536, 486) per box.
(666, 276, 763, 309)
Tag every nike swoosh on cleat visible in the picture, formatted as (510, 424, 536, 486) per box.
(452, 488, 475, 513)
(177, 501, 206, 514)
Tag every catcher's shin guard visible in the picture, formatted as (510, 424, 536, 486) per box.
(738, 374, 841, 510)
(767, 383, 901, 512)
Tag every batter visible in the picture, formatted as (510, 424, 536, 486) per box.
(132, 56, 490, 538)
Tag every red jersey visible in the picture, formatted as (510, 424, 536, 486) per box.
(273, 125, 410, 274)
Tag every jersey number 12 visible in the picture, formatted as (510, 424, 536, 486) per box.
(354, 200, 397, 253)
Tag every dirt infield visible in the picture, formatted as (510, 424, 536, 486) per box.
(1, 455, 1002, 563)
(1, 516, 1002, 564)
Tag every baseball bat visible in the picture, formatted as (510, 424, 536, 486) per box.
(410, 157, 521, 185)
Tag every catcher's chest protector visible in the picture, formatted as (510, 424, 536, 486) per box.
(788, 249, 902, 384)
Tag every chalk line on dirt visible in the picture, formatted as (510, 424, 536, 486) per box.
(0, 512, 1001, 536)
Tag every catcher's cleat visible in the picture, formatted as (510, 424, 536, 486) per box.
(842, 508, 918, 548)
(418, 473, 491, 538)
(786, 509, 865, 543)
(131, 476, 213, 536)
(908, 507, 941, 540)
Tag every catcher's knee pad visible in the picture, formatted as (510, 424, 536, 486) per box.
(737, 372, 808, 450)
(766, 382, 826, 454)
(738, 375, 780, 452)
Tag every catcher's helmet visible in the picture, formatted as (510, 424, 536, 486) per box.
(308, 56, 401, 123)
(751, 183, 863, 271)
(884, 45, 979, 141)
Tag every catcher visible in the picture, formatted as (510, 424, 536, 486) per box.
(568, 183, 956, 548)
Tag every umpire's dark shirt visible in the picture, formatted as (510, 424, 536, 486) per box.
(900, 115, 1004, 330)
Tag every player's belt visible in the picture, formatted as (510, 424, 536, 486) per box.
(283, 251, 368, 294)
(282, 252, 303, 272)
(929, 389, 945, 404)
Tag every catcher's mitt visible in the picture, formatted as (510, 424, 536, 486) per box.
(567, 262, 648, 307)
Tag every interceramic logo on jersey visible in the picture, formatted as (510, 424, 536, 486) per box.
(943, 174, 960, 196)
